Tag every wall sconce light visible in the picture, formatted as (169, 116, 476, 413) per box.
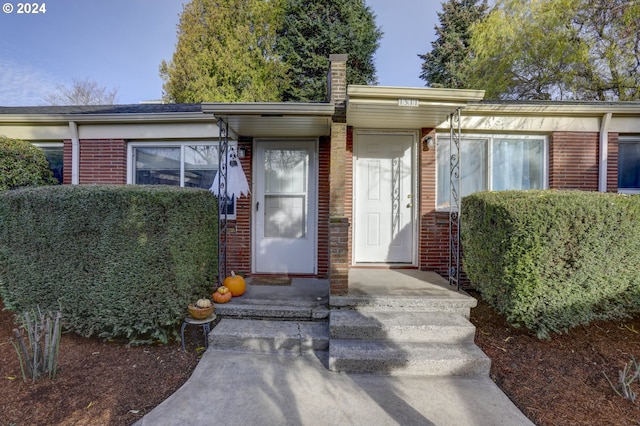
(422, 135, 435, 151)
(237, 147, 246, 159)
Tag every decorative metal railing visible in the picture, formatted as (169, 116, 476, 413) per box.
(217, 118, 229, 285)
(449, 108, 462, 290)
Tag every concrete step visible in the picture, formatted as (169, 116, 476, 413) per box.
(215, 301, 330, 320)
(329, 294, 477, 319)
(328, 339, 491, 376)
(209, 318, 329, 355)
(330, 310, 477, 343)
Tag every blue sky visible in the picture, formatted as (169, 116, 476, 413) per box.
(0, 0, 441, 106)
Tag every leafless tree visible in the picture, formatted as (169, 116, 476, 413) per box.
(44, 78, 119, 105)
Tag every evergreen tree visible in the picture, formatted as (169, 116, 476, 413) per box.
(418, 0, 488, 89)
(276, 0, 382, 102)
(160, 0, 288, 102)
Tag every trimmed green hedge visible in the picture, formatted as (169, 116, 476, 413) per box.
(0, 185, 218, 344)
(461, 190, 640, 338)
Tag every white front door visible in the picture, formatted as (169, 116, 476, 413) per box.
(354, 132, 415, 263)
(254, 140, 317, 274)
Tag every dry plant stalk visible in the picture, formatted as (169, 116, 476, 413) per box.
(11, 307, 62, 382)
(604, 356, 640, 403)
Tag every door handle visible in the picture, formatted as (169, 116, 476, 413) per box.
(256, 201, 260, 211)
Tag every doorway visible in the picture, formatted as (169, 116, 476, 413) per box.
(353, 132, 416, 264)
(253, 140, 317, 274)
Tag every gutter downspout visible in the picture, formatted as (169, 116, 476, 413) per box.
(69, 121, 80, 185)
(598, 112, 612, 192)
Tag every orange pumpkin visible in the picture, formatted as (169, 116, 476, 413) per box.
(223, 271, 246, 296)
(212, 286, 232, 303)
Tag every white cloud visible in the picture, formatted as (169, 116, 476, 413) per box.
(0, 60, 60, 106)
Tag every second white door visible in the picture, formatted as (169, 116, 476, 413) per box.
(354, 133, 415, 263)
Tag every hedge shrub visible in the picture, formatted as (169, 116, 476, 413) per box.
(461, 190, 640, 338)
(0, 136, 57, 191)
(0, 185, 218, 344)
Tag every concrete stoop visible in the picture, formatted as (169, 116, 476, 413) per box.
(328, 340, 490, 376)
(209, 318, 329, 355)
(327, 296, 491, 376)
(208, 280, 490, 378)
(214, 301, 330, 320)
(329, 293, 478, 319)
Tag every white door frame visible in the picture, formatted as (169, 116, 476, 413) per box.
(352, 130, 419, 265)
(252, 138, 318, 274)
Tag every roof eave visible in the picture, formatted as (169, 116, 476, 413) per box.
(347, 85, 486, 103)
(202, 102, 336, 117)
(465, 102, 640, 116)
(0, 112, 213, 125)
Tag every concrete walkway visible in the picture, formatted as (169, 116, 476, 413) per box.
(136, 349, 533, 426)
(136, 270, 534, 426)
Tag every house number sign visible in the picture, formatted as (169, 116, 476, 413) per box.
(398, 98, 419, 107)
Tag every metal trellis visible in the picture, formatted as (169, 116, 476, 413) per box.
(449, 108, 462, 290)
(217, 118, 229, 286)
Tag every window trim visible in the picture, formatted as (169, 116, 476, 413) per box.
(617, 135, 640, 194)
(127, 141, 238, 219)
(33, 142, 64, 184)
(435, 133, 549, 211)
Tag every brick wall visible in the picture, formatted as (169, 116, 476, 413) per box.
(329, 53, 347, 121)
(318, 136, 331, 277)
(62, 140, 72, 184)
(418, 128, 450, 275)
(549, 132, 599, 190)
(62, 139, 127, 184)
(223, 138, 252, 277)
(420, 129, 452, 276)
(329, 217, 349, 294)
(329, 54, 350, 294)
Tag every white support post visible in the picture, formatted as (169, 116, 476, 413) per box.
(598, 112, 612, 192)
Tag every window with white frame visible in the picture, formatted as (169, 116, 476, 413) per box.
(129, 142, 236, 216)
(618, 136, 640, 193)
(33, 142, 64, 184)
(437, 135, 546, 208)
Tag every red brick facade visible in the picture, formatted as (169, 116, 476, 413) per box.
(418, 128, 450, 275)
(63, 139, 127, 185)
(318, 136, 331, 277)
(222, 138, 252, 277)
(549, 132, 600, 191)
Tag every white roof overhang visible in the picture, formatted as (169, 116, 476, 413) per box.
(0, 112, 210, 125)
(202, 102, 335, 139)
(346, 86, 486, 129)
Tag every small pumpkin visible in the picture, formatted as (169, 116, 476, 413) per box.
(212, 286, 232, 303)
(196, 298, 212, 308)
(223, 271, 246, 297)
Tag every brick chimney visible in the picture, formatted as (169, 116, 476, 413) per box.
(328, 54, 348, 122)
(328, 54, 349, 295)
